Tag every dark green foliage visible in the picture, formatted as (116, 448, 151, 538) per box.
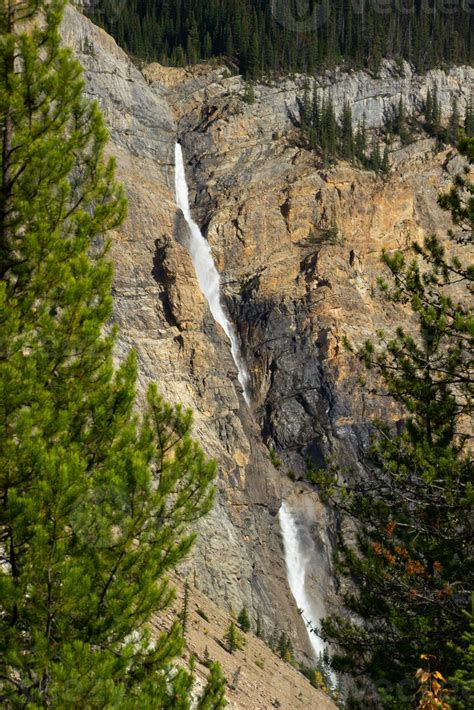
(437, 137, 474, 237)
(384, 97, 411, 143)
(369, 139, 382, 172)
(450, 598, 474, 709)
(300, 87, 389, 172)
(181, 580, 191, 635)
(277, 633, 294, 663)
(243, 81, 255, 105)
(321, 96, 337, 159)
(449, 98, 461, 145)
(380, 145, 390, 176)
(0, 1, 224, 706)
(313, 139, 473, 707)
(424, 85, 443, 138)
(237, 607, 251, 632)
(196, 662, 227, 709)
(395, 97, 410, 143)
(354, 116, 368, 163)
(465, 100, 474, 138)
(340, 100, 354, 161)
(224, 622, 240, 654)
(86, 1, 473, 77)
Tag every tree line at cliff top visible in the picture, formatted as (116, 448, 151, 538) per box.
(89, 0, 473, 75)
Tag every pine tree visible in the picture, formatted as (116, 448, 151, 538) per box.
(237, 607, 251, 632)
(181, 579, 191, 635)
(448, 97, 460, 145)
(225, 622, 238, 653)
(431, 85, 442, 138)
(196, 662, 228, 709)
(88, 0, 472, 78)
(0, 2, 222, 705)
(355, 115, 368, 164)
(425, 88, 434, 126)
(277, 632, 294, 663)
(321, 96, 337, 159)
(246, 30, 260, 79)
(464, 99, 474, 138)
(340, 99, 354, 162)
(310, 84, 321, 150)
(300, 78, 311, 136)
(380, 145, 390, 175)
(395, 97, 410, 143)
(369, 139, 382, 172)
(450, 599, 474, 709)
(313, 139, 473, 707)
(243, 81, 255, 105)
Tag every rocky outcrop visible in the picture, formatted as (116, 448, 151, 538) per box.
(153, 61, 466, 480)
(63, 5, 472, 669)
(145, 59, 473, 132)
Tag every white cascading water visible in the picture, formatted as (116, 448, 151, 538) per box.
(174, 143, 251, 405)
(279, 501, 326, 660)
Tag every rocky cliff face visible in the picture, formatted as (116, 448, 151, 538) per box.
(63, 5, 473, 666)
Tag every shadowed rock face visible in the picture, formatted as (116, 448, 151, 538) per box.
(63, 5, 472, 660)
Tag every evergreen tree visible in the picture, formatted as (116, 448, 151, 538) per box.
(246, 30, 260, 79)
(277, 633, 294, 663)
(321, 96, 337, 160)
(313, 139, 473, 707)
(224, 622, 238, 654)
(448, 98, 460, 145)
(87, 0, 473, 79)
(300, 78, 311, 135)
(196, 662, 227, 709)
(426, 85, 443, 138)
(0, 2, 222, 705)
(310, 84, 321, 150)
(395, 97, 410, 143)
(181, 579, 191, 636)
(380, 145, 390, 175)
(355, 115, 368, 164)
(340, 99, 354, 161)
(450, 599, 474, 708)
(243, 81, 255, 105)
(464, 100, 474, 138)
(237, 607, 251, 632)
(425, 88, 434, 127)
(369, 139, 382, 172)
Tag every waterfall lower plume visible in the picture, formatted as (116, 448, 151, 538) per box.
(174, 143, 251, 405)
(279, 501, 326, 661)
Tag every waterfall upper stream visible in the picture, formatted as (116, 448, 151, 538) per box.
(174, 143, 251, 405)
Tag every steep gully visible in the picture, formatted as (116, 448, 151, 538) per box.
(175, 141, 327, 661)
(174, 143, 251, 406)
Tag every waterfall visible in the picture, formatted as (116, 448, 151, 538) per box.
(174, 143, 251, 405)
(279, 501, 326, 660)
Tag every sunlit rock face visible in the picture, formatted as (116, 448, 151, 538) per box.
(63, 5, 471, 661)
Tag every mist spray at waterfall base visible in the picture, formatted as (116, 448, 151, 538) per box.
(174, 143, 251, 405)
(279, 501, 327, 661)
